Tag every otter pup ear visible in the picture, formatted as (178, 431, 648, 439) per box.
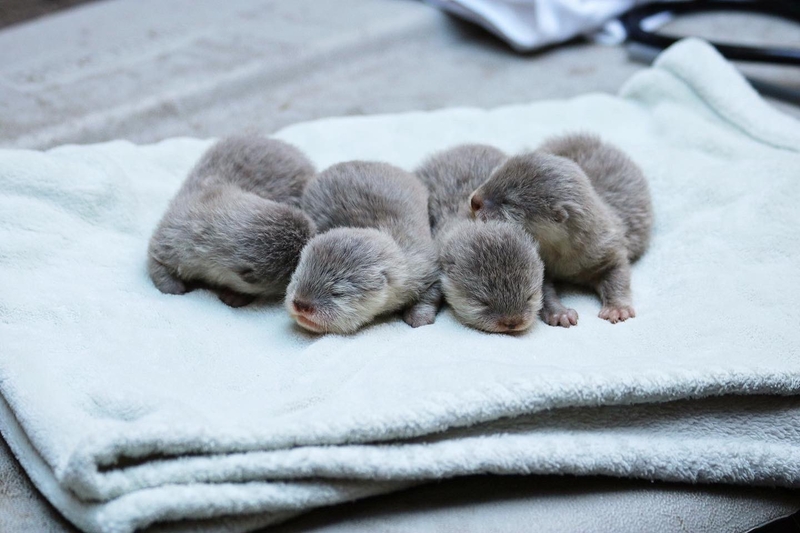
(381, 268, 392, 286)
(552, 201, 580, 223)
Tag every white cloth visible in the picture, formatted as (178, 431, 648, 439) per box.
(424, 0, 643, 51)
(1, 39, 799, 533)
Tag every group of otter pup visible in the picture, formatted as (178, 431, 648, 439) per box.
(148, 133, 653, 334)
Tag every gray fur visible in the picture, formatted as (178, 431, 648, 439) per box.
(186, 135, 315, 207)
(470, 133, 653, 325)
(148, 136, 316, 306)
(438, 220, 544, 333)
(538, 133, 653, 261)
(417, 144, 509, 237)
(286, 161, 440, 334)
(416, 144, 544, 333)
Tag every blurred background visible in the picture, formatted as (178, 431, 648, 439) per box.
(0, 0, 797, 150)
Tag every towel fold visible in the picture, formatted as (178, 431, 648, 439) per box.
(1, 39, 799, 533)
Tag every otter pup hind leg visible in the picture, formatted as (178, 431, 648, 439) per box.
(596, 259, 636, 324)
(403, 281, 443, 328)
(540, 279, 579, 328)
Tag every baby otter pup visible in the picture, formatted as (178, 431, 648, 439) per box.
(437, 220, 544, 333)
(148, 135, 316, 307)
(416, 144, 544, 333)
(470, 133, 653, 325)
(286, 161, 441, 334)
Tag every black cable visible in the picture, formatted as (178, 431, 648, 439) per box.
(620, 1, 800, 104)
(621, 0, 800, 66)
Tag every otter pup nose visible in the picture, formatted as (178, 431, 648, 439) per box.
(498, 318, 524, 331)
(293, 298, 314, 315)
(470, 193, 484, 213)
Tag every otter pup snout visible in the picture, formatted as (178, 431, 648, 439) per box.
(469, 191, 485, 214)
(288, 296, 324, 333)
(292, 298, 314, 315)
(498, 317, 524, 332)
(290, 297, 320, 331)
(469, 191, 499, 222)
(469, 188, 513, 224)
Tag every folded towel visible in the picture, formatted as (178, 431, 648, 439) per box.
(1, 39, 799, 533)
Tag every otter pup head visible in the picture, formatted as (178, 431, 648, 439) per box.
(438, 220, 544, 334)
(469, 152, 588, 238)
(220, 201, 316, 296)
(285, 228, 406, 334)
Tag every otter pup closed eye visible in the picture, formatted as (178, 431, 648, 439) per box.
(415, 144, 545, 333)
(470, 133, 653, 325)
(148, 135, 316, 307)
(286, 161, 441, 334)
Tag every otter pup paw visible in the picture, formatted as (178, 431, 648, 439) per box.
(403, 303, 437, 328)
(598, 305, 635, 324)
(541, 308, 578, 328)
(217, 289, 256, 308)
(148, 257, 188, 295)
(156, 276, 187, 296)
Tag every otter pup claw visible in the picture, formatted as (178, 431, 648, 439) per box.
(542, 308, 579, 328)
(598, 305, 635, 324)
(540, 279, 578, 328)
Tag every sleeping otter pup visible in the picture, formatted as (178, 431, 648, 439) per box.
(286, 161, 440, 334)
(416, 144, 544, 333)
(437, 219, 544, 333)
(470, 133, 653, 325)
(148, 135, 316, 307)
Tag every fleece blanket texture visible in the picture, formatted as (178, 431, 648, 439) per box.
(1, 38, 799, 533)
